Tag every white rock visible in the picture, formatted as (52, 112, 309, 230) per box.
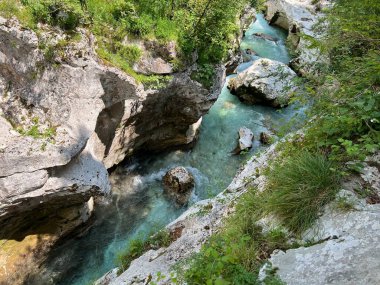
(228, 58, 297, 107)
(239, 126, 254, 151)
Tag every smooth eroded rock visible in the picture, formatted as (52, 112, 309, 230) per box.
(270, 203, 380, 285)
(228, 58, 297, 107)
(253, 32, 278, 41)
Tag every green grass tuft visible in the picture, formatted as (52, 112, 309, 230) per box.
(263, 151, 340, 234)
(117, 229, 172, 274)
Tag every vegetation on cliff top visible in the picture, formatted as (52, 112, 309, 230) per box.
(0, 0, 252, 75)
(300, 0, 380, 163)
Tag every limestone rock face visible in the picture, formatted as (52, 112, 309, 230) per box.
(265, 151, 380, 285)
(228, 58, 297, 107)
(130, 39, 177, 75)
(163, 167, 195, 205)
(264, 0, 331, 74)
(0, 18, 113, 233)
(0, 15, 221, 224)
(269, 203, 380, 285)
(0, 15, 223, 281)
(102, 66, 225, 168)
(0, 199, 94, 285)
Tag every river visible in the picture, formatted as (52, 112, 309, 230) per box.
(37, 13, 294, 285)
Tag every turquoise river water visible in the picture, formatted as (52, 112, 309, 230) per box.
(37, 14, 293, 285)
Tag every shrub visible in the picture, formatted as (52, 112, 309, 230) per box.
(155, 18, 178, 42)
(117, 44, 142, 64)
(0, 0, 34, 27)
(190, 64, 216, 89)
(184, 235, 259, 285)
(297, 0, 380, 162)
(23, 0, 86, 30)
(128, 13, 155, 37)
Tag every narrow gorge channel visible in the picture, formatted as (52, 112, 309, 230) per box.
(37, 14, 294, 285)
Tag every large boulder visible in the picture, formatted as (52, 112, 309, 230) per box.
(163, 167, 195, 205)
(228, 58, 297, 107)
(253, 32, 278, 42)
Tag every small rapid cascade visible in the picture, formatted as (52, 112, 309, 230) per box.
(37, 14, 295, 285)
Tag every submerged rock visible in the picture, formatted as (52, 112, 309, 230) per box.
(253, 32, 278, 42)
(163, 167, 195, 205)
(245, 48, 258, 56)
(228, 58, 297, 107)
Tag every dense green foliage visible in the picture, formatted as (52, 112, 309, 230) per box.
(300, 0, 380, 162)
(0, 0, 251, 76)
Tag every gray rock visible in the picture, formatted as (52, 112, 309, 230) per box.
(129, 39, 177, 75)
(228, 58, 297, 107)
(234, 126, 254, 154)
(0, 18, 225, 282)
(225, 51, 244, 75)
(253, 32, 278, 42)
(270, 202, 380, 285)
(163, 167, 195, 205)
(361, 153, 380, 194)
(268, 152, 380, 285)
(265, 0, 330, 75)
(245, 48, 257, 56)
(0, 14, 223, 226)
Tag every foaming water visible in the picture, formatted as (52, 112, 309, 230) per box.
(38, 14, 294, 285)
